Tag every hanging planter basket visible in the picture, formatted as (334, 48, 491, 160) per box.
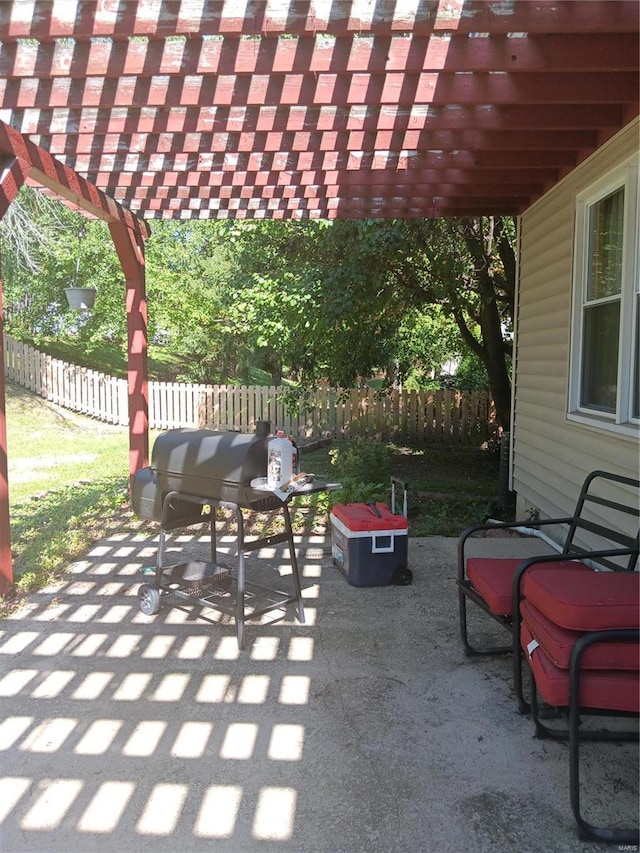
(65, 286, 96, 310)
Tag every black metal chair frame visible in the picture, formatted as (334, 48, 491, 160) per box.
(527, 628, 640, 844)
(458, 470, 640, 712)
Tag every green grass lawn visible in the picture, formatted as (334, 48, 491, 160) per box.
(28, 336, 275, 385)
(7, 383, 131, 504)
(3, 383, 162, 612)
(28, 337, 185, 381)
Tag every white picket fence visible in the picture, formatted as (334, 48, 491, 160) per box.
(3, 335, 207, 429)
(3, 335, 495, 443)
(1, 336, 335, 434)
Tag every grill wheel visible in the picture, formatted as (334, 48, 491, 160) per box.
(138, 583, 161, 616)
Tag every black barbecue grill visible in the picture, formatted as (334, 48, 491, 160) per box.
(131, 428, 339, 649)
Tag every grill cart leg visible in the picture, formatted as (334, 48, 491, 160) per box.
(282, 502, 305, 624)
(137, 488, 314, 650)
(232, 504, 247, 651)
(210, 511, 217, 564)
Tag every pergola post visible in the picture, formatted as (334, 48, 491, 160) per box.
(0, 267, 12, 595)
(109, 221, 149, 484)
(0, 124, 150, 597)
(0, 155, 30, 593)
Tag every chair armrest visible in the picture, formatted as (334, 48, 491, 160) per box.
(571, 627, 640, 666)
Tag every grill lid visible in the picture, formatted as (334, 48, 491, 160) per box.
(151, 428, 271, 506)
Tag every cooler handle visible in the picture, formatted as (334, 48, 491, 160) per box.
(391, 477, 408, 518)
(372, 533, 394, 554)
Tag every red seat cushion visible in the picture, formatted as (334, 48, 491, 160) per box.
(466, 557, 586, 617)
(522, 569, 640, 632)
(521, 599, 640, 671)
(521, 621, 640, 713)
(466, 558, 523, 616)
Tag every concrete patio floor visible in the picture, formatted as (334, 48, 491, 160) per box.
(0, 525, 637, 853)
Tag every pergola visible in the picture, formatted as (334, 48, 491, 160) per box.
(1, 0, 639, 220)
(0, 0, 638, 591)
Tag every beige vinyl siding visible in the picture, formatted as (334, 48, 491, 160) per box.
(512, 118, 639, 544)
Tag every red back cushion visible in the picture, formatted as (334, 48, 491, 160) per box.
(521, 599, 639, 671)
(521, 621, 639, 713)
(522, 568, 640, 631)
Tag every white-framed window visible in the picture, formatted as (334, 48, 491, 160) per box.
(569, 158, 639, 434)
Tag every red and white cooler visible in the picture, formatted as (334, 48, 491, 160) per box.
(330, 502, 409, 587)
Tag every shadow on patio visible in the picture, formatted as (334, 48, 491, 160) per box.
(0, 529, 637, 852)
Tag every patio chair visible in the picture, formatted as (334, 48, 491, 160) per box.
(457, 470, 639, 712)
(520, 567, 639, 843)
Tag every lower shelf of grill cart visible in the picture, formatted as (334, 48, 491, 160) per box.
(159, 560, 299, 621)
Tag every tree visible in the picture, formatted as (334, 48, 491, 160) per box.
(2, 189, 515, 427)
(228, 216, 515, 428)
(144, 220, 240, 382)
(0, 186, 74, 338)
(0, 186, 125, 345)
(397, 217, 515, 430)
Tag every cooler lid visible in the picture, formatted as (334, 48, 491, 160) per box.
(331, 502, 408, 532)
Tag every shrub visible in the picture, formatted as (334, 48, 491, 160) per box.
(328, 440, 393, 505)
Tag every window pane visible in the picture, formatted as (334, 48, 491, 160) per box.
(581, 301, 620, 412)
(586, 187, 624, 301)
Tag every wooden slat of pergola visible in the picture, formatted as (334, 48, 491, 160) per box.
(1, 1, 637, 39)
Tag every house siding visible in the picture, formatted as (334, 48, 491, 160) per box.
(512, 118, 639, 540)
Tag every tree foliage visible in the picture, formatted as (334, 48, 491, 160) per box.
(221, 216, 515, 426)
(0, 186, 516, 427)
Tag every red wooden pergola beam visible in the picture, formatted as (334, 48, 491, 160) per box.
(5, 103, 624, 138)
(110, 163, 559, 188)
(0, 154, 30, 219)
(167, 201, 523, 220)
(31, 127, 599, 159)
(123, 178, 544, 201)
(138, 190, 522, 214)
(132, 183, 540, 206)
(0, 155, 31, 595)
(333, 206, 522, 219)
(0, 120, 149, 240)
(2, 0, 638, 40)
(2, 32, 637, 80)
(66, 145, 576, 177)
(2, 70, 637, 112)
(0, 123, 151, 595)
(101, 165, 558, 195)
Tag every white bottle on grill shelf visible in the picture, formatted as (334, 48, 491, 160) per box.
(267, 430, 294, 489)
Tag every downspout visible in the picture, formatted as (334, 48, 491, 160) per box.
(508, 215, 521, 498)
(510, 525, 564, 553)
(0, 250, 11, 594)
(486, 519, 564, 554)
